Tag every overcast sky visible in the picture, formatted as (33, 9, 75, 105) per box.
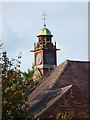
(0, 2, 88, 72)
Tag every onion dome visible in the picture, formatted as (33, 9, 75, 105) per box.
(37, 25, 53, 37)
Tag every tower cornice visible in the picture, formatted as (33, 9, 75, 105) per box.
(30, 48, 60, 52)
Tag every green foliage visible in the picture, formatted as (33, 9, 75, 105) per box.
(2, 52, 35, 120)
(2, 70, 33, 120)
(23, 64, 34, 86)
(83, 112, 88, 120)
(56, 113, 72, 120)
(23, 69, 33, 80)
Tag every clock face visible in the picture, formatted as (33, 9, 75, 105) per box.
(45, 53, 54, 65)
(36, 53, 42, 65)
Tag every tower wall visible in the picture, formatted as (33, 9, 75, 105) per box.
(31, 25, 60, 79)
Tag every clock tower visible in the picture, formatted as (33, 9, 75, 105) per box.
(30, 15, 60, 78)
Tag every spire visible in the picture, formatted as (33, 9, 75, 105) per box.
(42, 11, 47, 28)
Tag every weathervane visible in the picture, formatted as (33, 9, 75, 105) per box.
(42, 11, 47, 27)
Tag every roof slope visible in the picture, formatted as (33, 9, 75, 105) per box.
(28, 85, 72, 118)
(28, 60, 68, 103)
(53, 60, 89, 98)
(28, 60, 89, 117)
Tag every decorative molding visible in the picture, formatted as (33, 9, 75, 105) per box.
(34, 64, 56, 69)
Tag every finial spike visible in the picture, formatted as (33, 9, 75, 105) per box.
(42, 11, 47, 28)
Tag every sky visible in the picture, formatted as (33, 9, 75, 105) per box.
(0, 1, 88, 72)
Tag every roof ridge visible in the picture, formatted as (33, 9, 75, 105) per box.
(33, 59, 68, 88)
(34, 84, 72, 118)
(48, 59, 68, 89)
(66, 59, 90, 63)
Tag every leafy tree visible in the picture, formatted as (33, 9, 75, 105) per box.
(23, 64, 34, 79)
(2, 51, 35, 120)
(23, 64, 34, 86)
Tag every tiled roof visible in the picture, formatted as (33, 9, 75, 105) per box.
(27, 60, 90, 117)
(28, 60, 68, 103)
(53, 60, 89, 98)
(28, 85, 72, 118)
